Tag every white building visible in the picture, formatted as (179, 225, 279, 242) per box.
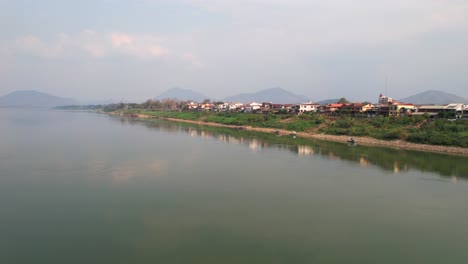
(378, 93, 393, 105)
(245, 102, 262, 112)
(296, 102, 320, 113)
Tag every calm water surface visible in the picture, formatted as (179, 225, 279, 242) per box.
(1, 108, 468, 263)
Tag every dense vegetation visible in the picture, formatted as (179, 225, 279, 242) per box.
(320, 115, 468, 147)
(113, 107, 468, 148)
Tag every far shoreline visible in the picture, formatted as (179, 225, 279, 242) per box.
(112, 112, 468, 157)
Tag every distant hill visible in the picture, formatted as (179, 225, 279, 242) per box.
(0, 90, 77, 107)
(155, 88, 211, 102)
(317, 99, 341, 105)
(399, 90, 467, 104)
(223, 87, 309, 103)
(76, 99, 117, 105)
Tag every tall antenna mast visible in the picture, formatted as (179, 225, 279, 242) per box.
(385, 75, 389, 96)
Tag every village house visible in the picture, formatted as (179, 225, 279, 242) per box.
(322, 103, 344, 115)
(273, 104, 294, 111)
(361, 103, 375, 113)
(213, 102, 229, 111)
(388, 102, 417, 116)
(377, 93, 394, 116)
(228, 102, 244, 111)
(416, 104, 465, 119)
(378, 93, 393, 105)
(294, 102, 320, 113)
(340, 102, 374, 115)
(198, 103, 214, 110)
(261, 102, 273, 109)
(260, 102, 293, 113)
(244, 102, 262, 112)
(463, 106, 468, 119)
(185, 101, 198, 110)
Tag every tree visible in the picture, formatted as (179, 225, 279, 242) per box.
(202, 98, 211, 104)
(337, 98, 350, 104)
(143, 99, 153, 109)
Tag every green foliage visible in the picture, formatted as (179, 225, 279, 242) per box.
(103, 103, 126, 112)
(405, 120, 468, 147)
(121, 108, 468, 147)
(337, 97, 350, 104)
(335, 117, 355, 128)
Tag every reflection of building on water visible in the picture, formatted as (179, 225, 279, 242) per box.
(249, 139, 260, 150)
(135, 119, 466, 178)
(189, 129, 197, 137)
(393, 162, 409, 174)
(359, 157, 369, 167)
(297, 145, 314, 156)
(216, 134, 226, 142)
(327, 152, 339, 160)
(228, 136, 243, 145)
(393, 162, 400, 173)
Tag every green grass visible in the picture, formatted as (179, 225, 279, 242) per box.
(122, 109, 468, 147)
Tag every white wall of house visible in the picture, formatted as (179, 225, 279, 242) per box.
(245, 102, 262, 112)
(298, 103, 319, 113)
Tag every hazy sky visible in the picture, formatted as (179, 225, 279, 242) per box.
(1, 0, 467, 102)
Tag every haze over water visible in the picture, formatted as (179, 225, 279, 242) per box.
(1, 108, 468, 263)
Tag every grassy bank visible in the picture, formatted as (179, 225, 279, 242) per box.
(121, 109, 468, 148)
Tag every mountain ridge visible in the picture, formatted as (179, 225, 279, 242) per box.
(223, 87, 309, 103)
(155, 87, 211, 102)
(399, 90, 467, 104)
(0, 90, 78, 107)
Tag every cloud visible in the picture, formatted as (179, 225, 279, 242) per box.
(185, 0, 468, 47)
(15, 30, 170, 60)
(180, 52, 204, 68)
(2, 0, 467, 100)
(110, 32, 169, 59)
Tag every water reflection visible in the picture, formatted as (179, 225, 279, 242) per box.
(112, 116, 468, 179)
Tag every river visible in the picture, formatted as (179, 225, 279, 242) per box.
(1, 108, 468, 263)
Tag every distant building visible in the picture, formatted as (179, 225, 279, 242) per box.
(341, 103, 366, 115)
(378, 93, 393, 105)
(377, 93, 395, 116)
(416, 104, 465, 119)
(389, 102, 416, 116)
(295, 102, 320, 113)
(185, 102, 198, 110)
(322, 103, 344, 114)
(245, 102, 262, 112)
(463, 106, 468, 119)
(228, 102, 244, 111)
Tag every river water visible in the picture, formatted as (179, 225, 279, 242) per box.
(1, 108, 468, 263)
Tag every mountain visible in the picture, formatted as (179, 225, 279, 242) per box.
(155, 88, 211, 102)
(399, 90, 467, 104)
(317, 99, 341, 105)
(76, 99, 117, 105)
(223, 87, 309, 103)
(0, 90, 78, 107)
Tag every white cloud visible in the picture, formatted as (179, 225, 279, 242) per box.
(180, 52, 204, 69)
(15, 31, 170, 60)
(2, 0, 467, 100)
(185, 0, 468, 47)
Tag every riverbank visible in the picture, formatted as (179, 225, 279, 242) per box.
(115, 112, 468, 156)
